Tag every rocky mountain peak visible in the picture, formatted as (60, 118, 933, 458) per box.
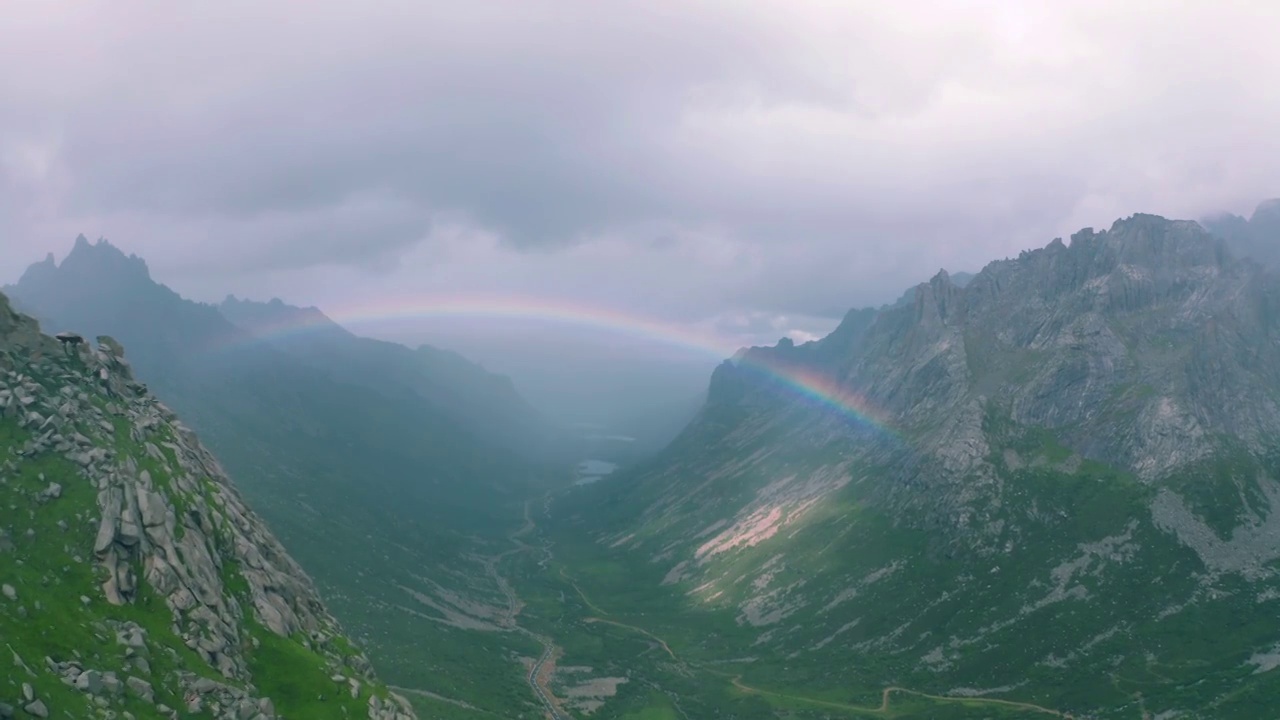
(57, 236, 153, 283)
(1099, 214, 1229, 269)
(913, 268, 961, 327)
(712, 213, 1274, 484)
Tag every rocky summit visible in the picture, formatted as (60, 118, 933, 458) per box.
(0, 292, 415, 720)
(561, 213, 1280, 718)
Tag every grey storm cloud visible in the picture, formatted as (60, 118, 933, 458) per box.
(2, 0, 1279, 325)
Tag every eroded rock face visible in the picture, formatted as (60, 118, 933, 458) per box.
(711, 215, 1280, 521)
(0, 291, 415, 720)
(586, 214, 1280, 717)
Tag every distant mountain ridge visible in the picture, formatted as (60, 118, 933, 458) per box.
(561, 212, 1280, 718)
(218, 294, 558, 460)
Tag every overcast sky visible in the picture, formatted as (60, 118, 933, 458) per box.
(2, 0, 1278, 350)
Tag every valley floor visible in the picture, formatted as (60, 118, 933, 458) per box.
(388, 485, 1089, 720)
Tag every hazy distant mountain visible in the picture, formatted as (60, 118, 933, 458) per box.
(219, 295, 559, 460)
(4, 236, 554, 704)
(559, 214, 1280, 718)
(0, 291, 416, 719)
(1201, 198, 1280, 267)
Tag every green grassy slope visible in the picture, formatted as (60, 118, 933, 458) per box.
(538, 402, 1280, 718)
(0, 295, 414, 719)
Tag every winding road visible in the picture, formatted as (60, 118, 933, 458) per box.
(478, 498, 568, 720)
(527, 642, 567, 720)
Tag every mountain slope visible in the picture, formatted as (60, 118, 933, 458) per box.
(0, 291, 415, 719)
(4, 239, 557, 715)
(555, 214, 1280, 718)
(217, 296, 560, 460)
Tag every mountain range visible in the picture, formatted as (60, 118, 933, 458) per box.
(551, 210, 1280, 718)
(8, 203, 1280, 718)
(217, 294, 560, 461)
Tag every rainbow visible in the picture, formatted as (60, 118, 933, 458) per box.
(215, 294, 895, 435)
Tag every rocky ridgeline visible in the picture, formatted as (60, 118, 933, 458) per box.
(593, 214, 1280, 716)
(714, 215, 1280, 528)
(0, 292, 415, 719)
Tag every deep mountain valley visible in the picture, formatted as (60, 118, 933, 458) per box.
(7, 208, 1280, 719)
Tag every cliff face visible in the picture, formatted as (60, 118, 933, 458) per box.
(0, 292, 415, 720)
(567, 214, 1280, 718)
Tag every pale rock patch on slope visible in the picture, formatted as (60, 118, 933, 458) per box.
(737, 579, 807, 628)
(819, 561, 903, 614)
(1019, 520, 1139, 614)
(1255, 587, 1280, 603)
(943, 524, 1139, 653)
(1150, 481, 1280, 580)
(848, 618, 913, 654)
(695, 465, 851, 562)
(811, 618, 861, 651)
(396, 577, 507, 632)
(608, 532, 636, 549)
(1036, 624, 1129, 670)
(552, 667, 629, 717)
(1246, 641, 1280, 673)
(946, 682, 1028, 697)
(918, 645, 954, 672)
(661, 560, 692, 586)
(616, 444, 779, 551)
(751, 554, 787, 591)
(696, 506, 785, 560)
(1131, 397, 1211, 480)
(693, 519, 730, 540)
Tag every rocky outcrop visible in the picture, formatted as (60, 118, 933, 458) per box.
(720, 215, 1280, 506)
(0, 291, 415, 719)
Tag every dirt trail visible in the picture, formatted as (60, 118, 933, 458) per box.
(389, 685, 504, 717)
(559, 566, 608, 617)
(721, 674, 1072, 717)
(881, 687, 1072, 718)
(583, 617, 680, 663)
